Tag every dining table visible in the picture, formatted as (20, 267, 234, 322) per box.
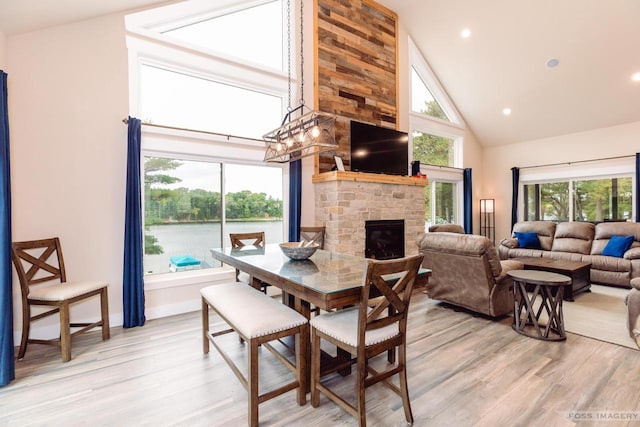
(210, 243, 431, 382)
(210, 244, 431, 317)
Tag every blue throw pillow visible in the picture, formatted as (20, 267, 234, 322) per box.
(514, 231, 541, 249)
(601, 235, 635, 258)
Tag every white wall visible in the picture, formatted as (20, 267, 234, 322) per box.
(484, 121, 640, 241)
(8, 15, 129, 338)
(0, 31, 6, 70)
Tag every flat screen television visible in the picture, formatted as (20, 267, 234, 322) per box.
(350, 120, 409, 176)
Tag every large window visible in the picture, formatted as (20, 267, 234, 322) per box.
(143, 157, 283, 275)
(412, 130, 456, 167)
(425, 181, 458, 226)
(520, 156, 635, 223)
(409, 38, 465, 230)
(161, 1, 284, 71)
(139, 65, 282, 138)
(127, 1, 289, 280)
(524, 177, 633, 222)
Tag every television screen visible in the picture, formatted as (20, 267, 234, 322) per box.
(350, 121, 409, 176)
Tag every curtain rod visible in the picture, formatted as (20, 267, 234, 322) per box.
(121, 118, 265, 143)
(518, 154, 635, 170)
(422, 163, 465, 172)
(120, 118, 466, 171)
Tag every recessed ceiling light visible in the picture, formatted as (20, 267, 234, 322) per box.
(461, 28, 471, 38)
(546, 58, 560, 69)
(632, 72, 640, 82)
(502, 108, 512, 116)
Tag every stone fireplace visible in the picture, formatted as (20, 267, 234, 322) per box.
(313, 171, 427, 257)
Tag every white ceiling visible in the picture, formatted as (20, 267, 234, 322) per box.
(1, 0, 639, 147)
(0, 0, 170, 35)
(379, 0, 640, 146)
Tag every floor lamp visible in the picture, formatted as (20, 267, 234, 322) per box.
(480, 199, 495, 245)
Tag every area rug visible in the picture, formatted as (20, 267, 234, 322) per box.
(563, 284, 637, 349)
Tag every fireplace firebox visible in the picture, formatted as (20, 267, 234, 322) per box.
(365, 219, 405, 260)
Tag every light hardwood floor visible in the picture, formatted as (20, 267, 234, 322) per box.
(2, 291, 640, 426)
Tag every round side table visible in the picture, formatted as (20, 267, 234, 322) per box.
(508, 269, 572, 341)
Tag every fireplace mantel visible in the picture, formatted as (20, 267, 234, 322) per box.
(312, 171, 428, 187)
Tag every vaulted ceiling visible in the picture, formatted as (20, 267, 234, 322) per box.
(1, 0, 639, 147)
(378, 0, 640, 146)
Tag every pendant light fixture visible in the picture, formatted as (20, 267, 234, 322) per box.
(263, 0, 337, 163)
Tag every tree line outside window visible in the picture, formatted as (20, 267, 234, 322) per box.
(524, 177, 633, 222)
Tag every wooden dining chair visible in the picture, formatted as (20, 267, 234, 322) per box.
(229, 232, 269, 293)
(309, 254, 423, 427)
(282, 226, 327, 312)
(11, 237, 110, 362)
(300, 226, 325, 249)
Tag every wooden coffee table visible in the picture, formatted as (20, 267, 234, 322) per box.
(512, 257, 591, 301)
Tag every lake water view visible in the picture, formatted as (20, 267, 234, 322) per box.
(144, 221, 283, 275)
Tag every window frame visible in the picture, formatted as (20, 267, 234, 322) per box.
(519, 157, 636, 222)
(126, 1, 291, 289)
(423, 165, 464, 229)
(409, 37, 466, 228)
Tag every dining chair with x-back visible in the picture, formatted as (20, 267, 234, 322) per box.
(309, 254, 424, 427)
(300, 226, 325, 249)
(229, 232, 270, 293)
(11, 237, 110, 362)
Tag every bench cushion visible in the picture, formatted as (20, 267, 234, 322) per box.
(201, 283, 307, 339)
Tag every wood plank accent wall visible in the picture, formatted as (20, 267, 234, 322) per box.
(314, 0, 398, 173)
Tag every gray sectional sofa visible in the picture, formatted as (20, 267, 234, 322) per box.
(498, 221, 640, 288)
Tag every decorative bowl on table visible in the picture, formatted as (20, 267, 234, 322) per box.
(279, 242, 320, 260)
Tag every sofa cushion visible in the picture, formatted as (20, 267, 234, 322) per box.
(551, 221, 594, 255)
(583, 254, 630, 272)
(592, 222, 640, 255)
(512, 221, 555, 251)
(514, 231, 541, 249)
(602, 235, 635, 258)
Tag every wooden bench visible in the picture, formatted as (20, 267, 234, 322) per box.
(201, 282, 308, 427)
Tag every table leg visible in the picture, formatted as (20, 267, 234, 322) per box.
(294, 297, 311, 392)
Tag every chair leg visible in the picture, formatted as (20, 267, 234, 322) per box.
(398, 344, 414, 424)
(201, 298, 210, 354)
(18, 305, 30, 360)
(296, 323, 308, 405)
(310, 328, 321, 407)
(100, 288, 110, 341)
(356, 353, 367, 427)
(59, 302, 71, 362)
(248, 339, 259, 427)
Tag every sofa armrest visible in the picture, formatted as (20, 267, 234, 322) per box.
(500, 238, 518, 249)
(498, 238, 517, 260)
(495, 259, 525, 283)
(625, 247, 640, 260)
